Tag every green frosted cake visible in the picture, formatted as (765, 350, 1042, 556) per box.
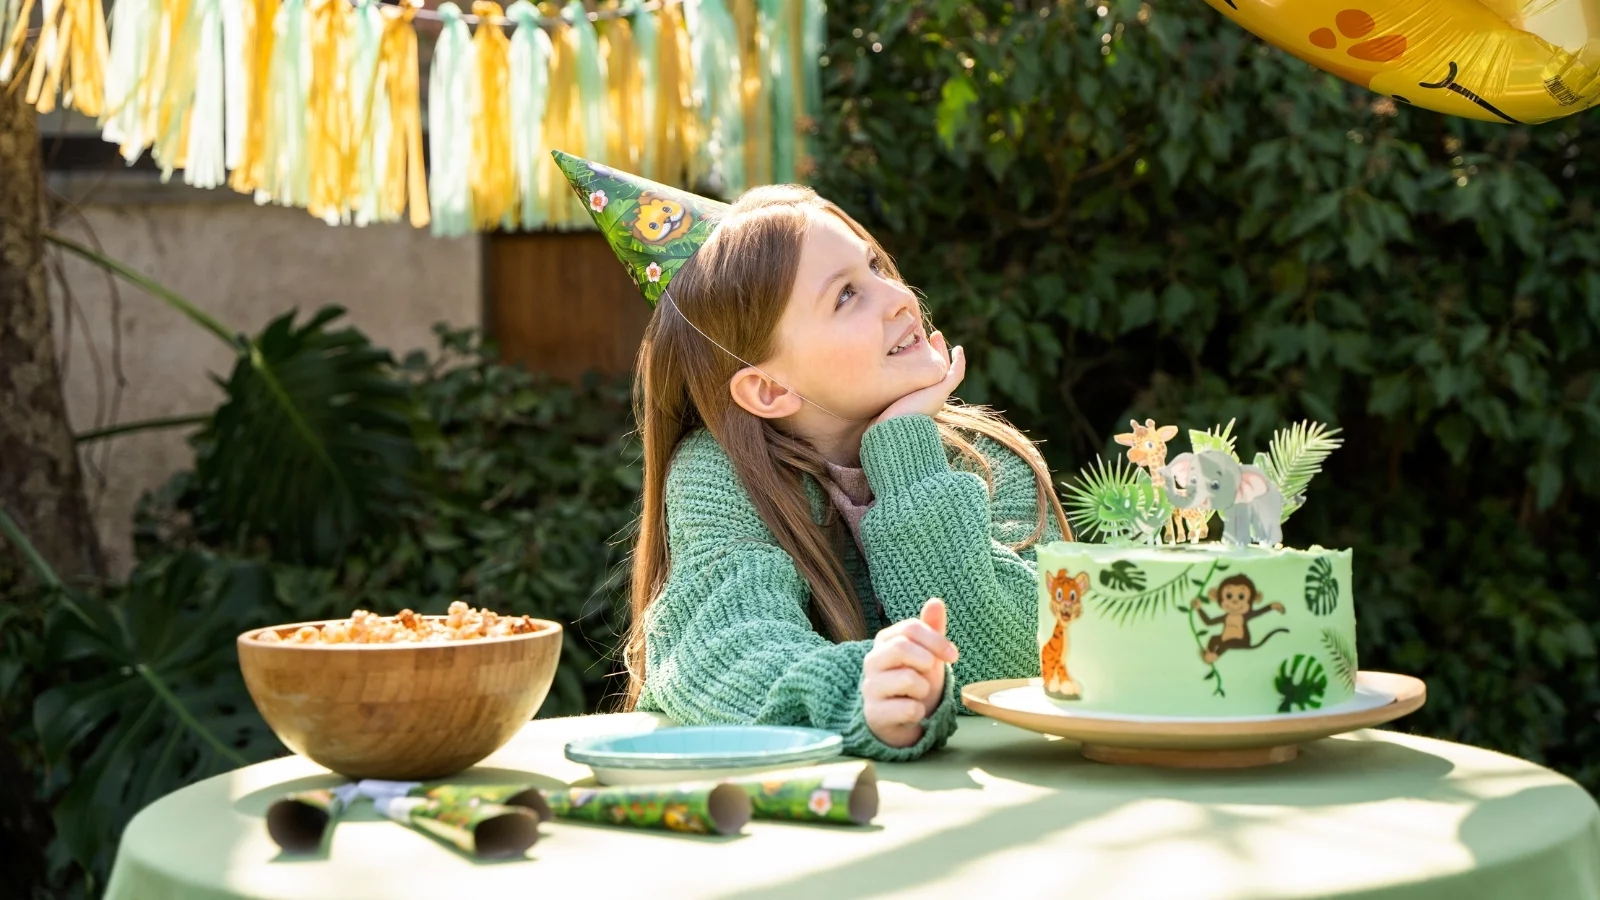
(1036, 542, 1357, 716)
(1041, 418, 1355, 717)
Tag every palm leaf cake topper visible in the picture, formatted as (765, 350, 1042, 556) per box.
(1064, 417, 1343, 548)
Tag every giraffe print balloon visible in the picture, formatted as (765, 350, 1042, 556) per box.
(1203, 0, 1600, 124)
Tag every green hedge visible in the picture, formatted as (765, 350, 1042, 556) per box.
(811, 0, 1600, 785)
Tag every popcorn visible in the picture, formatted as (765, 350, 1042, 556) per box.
(256, 601, 541, 644)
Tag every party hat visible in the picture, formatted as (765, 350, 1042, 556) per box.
(551, 150, 730, 306)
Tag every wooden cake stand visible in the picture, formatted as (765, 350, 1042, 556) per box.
(961, 671, 1426, 769)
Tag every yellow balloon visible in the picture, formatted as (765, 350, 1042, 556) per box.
(1203, 0, 1600, 124)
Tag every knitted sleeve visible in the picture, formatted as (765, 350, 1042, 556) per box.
(638, 431, 959, 761)
(857, 414, 1062, 707)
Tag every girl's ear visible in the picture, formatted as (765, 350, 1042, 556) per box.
(728, 366, 805, 420)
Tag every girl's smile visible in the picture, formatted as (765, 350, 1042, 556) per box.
(757, 211, 950, 425)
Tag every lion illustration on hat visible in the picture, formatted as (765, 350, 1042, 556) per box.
(631, 191, 695, 245)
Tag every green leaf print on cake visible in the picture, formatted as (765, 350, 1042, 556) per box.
(1320, 628, 1357, 691)
(1305, 556, 1340, 615)
(1099, 560, 1147, 592)
(1275, 655, 1329, 712)
(1095, 564, 1195, 625)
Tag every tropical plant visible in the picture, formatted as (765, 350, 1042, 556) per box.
(190, 308, 425, 566)
(1257, 421, 1345, 521)
(1188, 420, 1240, 460)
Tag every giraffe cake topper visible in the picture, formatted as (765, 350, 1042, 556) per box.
(1036, 418, 1362, 721)
(550, 150, 730, 307)
(1063, 418, 1344, 549)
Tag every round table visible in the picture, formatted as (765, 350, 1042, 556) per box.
(106, 713, 1600, 900)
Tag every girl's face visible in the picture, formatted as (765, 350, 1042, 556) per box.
(761, 212, 948, 421)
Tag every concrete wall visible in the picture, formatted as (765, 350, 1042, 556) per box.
(49, 173, 482, 577)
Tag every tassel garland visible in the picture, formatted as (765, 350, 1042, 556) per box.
(3, 0, 824, 234)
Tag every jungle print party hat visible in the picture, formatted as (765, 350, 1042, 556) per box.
(551, 150, 730, 306)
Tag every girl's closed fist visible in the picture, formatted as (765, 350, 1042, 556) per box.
(861, 598, 959, 748)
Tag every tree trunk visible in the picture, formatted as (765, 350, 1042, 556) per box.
(0, 87, 105, 584)
(0, 81, 101, 900)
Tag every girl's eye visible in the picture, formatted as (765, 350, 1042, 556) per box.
(868, 255, 884, 275)
(836, 283, 857, 308)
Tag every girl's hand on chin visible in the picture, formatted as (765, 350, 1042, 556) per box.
(872, 331, 966, 427)
(861, 598, 959, 748)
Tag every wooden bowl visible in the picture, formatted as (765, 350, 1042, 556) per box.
(238, 617, 562, 780)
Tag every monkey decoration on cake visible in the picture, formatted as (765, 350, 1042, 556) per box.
(1191, 574, 1288, 664)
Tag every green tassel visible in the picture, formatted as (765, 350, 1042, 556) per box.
(350, 0, 388, 225)
(100, 0, 156, 161)
(761, 0, 794, 184)
(259, 0, 311, 208)
(565, 0, 609, 163)
(221, 0, 245, 171)
(631, 0, 659, 181)
(799, 0, 824, 173)
(507, 0, 553, 231)
(689, 0, 745, 194)
(181, 0, 227, 188)
(427, 2, 475, 237)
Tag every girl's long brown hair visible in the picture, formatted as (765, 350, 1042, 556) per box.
(622, 184, 1071, 709)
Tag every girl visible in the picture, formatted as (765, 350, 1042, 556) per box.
(555, 152, 1070, 760)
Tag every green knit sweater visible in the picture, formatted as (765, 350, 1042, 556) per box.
(636, 413, 1061, 761)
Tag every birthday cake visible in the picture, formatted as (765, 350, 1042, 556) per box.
(1037, 419, 1357, 717)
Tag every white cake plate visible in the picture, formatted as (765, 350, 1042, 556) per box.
(962, 671, 1426, 769)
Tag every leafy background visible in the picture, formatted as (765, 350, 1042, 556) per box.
(6, 0, 1600, 895)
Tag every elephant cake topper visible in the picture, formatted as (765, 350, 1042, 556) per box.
(1063, 418, 1344, 548)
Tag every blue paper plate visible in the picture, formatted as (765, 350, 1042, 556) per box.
(564, 725, 843, 781)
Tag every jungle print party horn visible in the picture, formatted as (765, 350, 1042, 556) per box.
(728, 762, 879, 825)
(266, 788, 349, 853)
(541, 782, 752, 835)
(378, 797, 541, 859)
(408, 783, 552, 823)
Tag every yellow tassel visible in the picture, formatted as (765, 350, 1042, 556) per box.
(656, 0, 694, 188)
(229, 0, 276, 194)
(29, 0, 104, 114)
(0, 0, 39, 87)
(307, 0, 354, 222)
(470, 0, 514, 229)
(24, 0, 63, 113)
(540, 10, 579, 229)
(597, 8, 638, 172)
(379, 0, 428, 227)
(67, 0, 110, 114)
(151, 0, 194, 169)
(19, 0, 109, 114)
(731, 0, 768, 187)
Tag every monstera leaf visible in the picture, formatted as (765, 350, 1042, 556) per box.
(45, 233, 426, 568)
(4, 505, 286, 879)
(192, 307, 424, 566)
(1275, 654, 1329, 712)
(1304, 556, 1340, 615)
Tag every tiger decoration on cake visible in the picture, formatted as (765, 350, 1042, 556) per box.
(1041, 569, 1089, 700)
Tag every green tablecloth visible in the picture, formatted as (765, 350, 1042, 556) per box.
(106, 713, 1600, 900)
